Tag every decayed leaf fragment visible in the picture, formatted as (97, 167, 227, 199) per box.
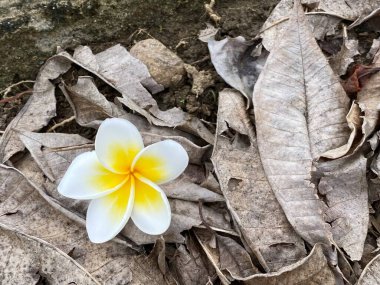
(358, 254, 380, 285)
(0, 56, 71, 162)
(0, 164, 174, 284)
(253, 0, 350, 247)
(212, 89, 306, 271)
(0, 223, 100, 285)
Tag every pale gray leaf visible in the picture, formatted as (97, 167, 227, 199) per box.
(318, 154, 369, 261)
(0, 56, 71, 162)
(0, 223, 100, 285)
(212, 89, 306, 272)
(207, 35, 267, 101)
(330, 38, 359, 76)
(0, 165, 172, 284)
(253, 0, 350, 247)
(358, 254, 380, 285)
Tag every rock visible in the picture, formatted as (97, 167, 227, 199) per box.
(130, 39, 186, 88)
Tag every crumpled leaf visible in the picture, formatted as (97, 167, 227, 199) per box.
(168, 235, 215, 285)
(317, 154, 369, 261)
(212, 89, 306, 271)
(195, 228, 337, 284)
(358, 254, 380, 285)
(330, 38, 359, 76)
(200, 27, 267, 101)
(0, 164, 172, 284)
(260, 0, 341, 51)
(0, 223, 100, 285)
(349, 7, 380, 30)
(0, 56, 71, 162)
(216, 234, 259, 278)
(253, 0, 350, 247)
(72, 44, 214, 144)
(317, 0, 380, 21)
(16, 132, 232, 245)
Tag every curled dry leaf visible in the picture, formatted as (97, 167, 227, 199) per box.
(72, 44, 214, 144)
(0, 223, 100, 285)
(0, 165, 172, 284)
(0, 56, 71, 162)
(330, 38, 359, 76)
(16, 132, 231, 245)
(212, 89, 306, 272)
(253, 0, 351, 248)
(201, 27, 267, 101)
(169, 235, 216, 285)
(358, 254, 380, 285)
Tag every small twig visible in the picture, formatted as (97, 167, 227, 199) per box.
(0, 89, 33, 104)
(0, 131, 4, 134)
(48, 144, 94, 153)
(205, 0, 221, 23)
(0, 80, 35, 96)
(190, 55, 211, 65)
(47, 116, 76, 132)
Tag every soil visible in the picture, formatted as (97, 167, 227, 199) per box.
(0, 0, 279, 136)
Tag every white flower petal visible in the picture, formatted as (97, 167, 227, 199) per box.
(132, 140, 189, 184)
(95, 118, 144, 174)
(58, 151, 128, 200)
(86, 178, 135, 243)
(131, 174, 171, 235)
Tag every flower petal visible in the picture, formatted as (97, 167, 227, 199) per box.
(86, 178, 135, 243)
(58, 151, 128, 200)
(132, 140, 189, 184)
(131, 174, 171, 235)
(95, 118, 144, 174)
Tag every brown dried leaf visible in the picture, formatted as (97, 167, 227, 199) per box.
(212, 89, 306, 271)
(330, 38, 359, 76)
(0, 223, 100, 285)
(358, 254, 380, 285)
(318, 154, 369, 260)
(216, 234, 259, 278)
(260, 0, 341, 51)
(0, 56, 71, 162)
(253, 0, 351, 247)
(0, 164, 171, 284)
(72, 44, 214, 144)
(16, 132, 231, 245)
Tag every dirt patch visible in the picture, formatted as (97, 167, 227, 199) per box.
(0, 0, 278, 133)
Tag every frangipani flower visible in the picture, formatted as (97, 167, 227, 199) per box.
(58, 118, 189, 243)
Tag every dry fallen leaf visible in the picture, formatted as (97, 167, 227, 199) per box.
(0, 164, 172, 284)
(330, 37, 359, 76)
(0, 56, 71, 163)
(202, 30, 268, 101)
(358, 254, 380, 285)
(16, 131, 231, 245)
(212, 89, 306, 271)
(253, 0, 350, 249)
(0, 222, 100, 285)
(317, 154, 369, 261)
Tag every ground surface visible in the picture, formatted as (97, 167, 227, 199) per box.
(0, 0, 278, 133)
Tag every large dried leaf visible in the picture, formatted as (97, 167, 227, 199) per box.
(72, 45, 214, 144)
(318, 154, 369, 260)
(16, 132, 232, 245)
(0, 165, 172, 284)
(212, 89, 306, 271)
(0, 223, 99, 285)
(260, 0, 341, 51)
(195, 228, 337, 284)
(252, 1, 350, 247)
(358, 254, 380, 285)
(0, 56, 71, 162)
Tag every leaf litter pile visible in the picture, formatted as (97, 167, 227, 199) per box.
(1, 0, 380, 284)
